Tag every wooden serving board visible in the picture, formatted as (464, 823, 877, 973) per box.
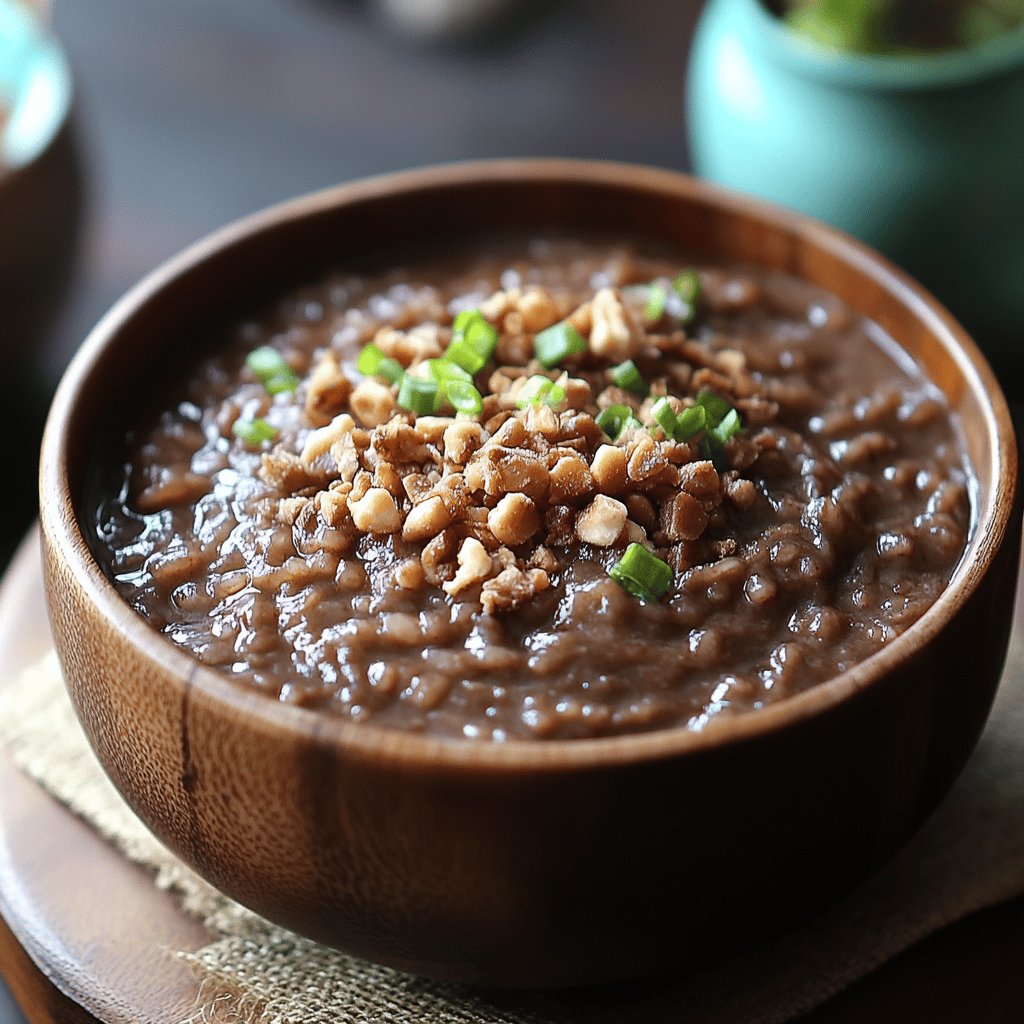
(2, 529, 1024, 1024)
(0, 532, 211, 1024)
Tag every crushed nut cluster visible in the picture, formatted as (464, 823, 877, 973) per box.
(255, 283, 777, 615)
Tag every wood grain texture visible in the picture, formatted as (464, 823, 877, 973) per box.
(0, 533, 212, 1024)
(3, 529, 1024, 1021)
(35, 163, 1021, 987)
(0, 913, 92, 1024)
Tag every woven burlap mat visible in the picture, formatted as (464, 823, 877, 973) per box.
(2, 645, 1024, 1024)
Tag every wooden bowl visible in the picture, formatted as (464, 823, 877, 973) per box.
(38, 161, 1021, 988)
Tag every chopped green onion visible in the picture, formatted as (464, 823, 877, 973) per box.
(702, 436, 730, 472)
(431, 360, 483, 414)
(452, 309, 484, 334)
(673, 404, 707, 441)
(246, 346, 299, 395)
(246, 346, 286, 377)
(621, 415, 644, 434)
(534, 321, 587, 368)
(595, 403, 633, 440)
(609, 543, 674, 603)
(697, 395, 740, 467)
(428, 358, 473, 386)
(710, 407, 742, 445)
(673, 270, 702, 306)
(644, 283, 667, 323)
(264, 371, 300, 395)
(458, 314, 499, 356)
(445, 379, 484, 416)
(357, 343, 404, 385)
(515, 374, 566, 410)
(232, 417, 277, 446)
(446, 310, 498, 373)
(516, 376, 548, 409)
(671, 270, 702, 325)
(397, 375, 439, 415)
(357, 342, 385, 375)
(445, 338, 489, 375)
(694, 390, 732, 427)
(650, 396, 679, 437)
(548, 382, 568, 406)
(610, 359, 649, 398)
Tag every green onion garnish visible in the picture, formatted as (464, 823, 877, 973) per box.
(710, 407, 742, 445)
(445, 379, 484, 416)
(702, 437, 729, 472)
(356, 342, 385, 375)
(446, 310, 498, 374)
(644, 283, 667, 323)
(650, 397, 678, 437)
(610, 359, 649, 397)
(430, 359, 482, 414)
(697, 394, 741, 468)
(673, 270, 702, 305)
(232, 417, 277, 446)
(445, 337, 489, 375)
(672, 270, 702, 325)
(673, 404, 707, 441)
(595, 403, 633, 440)
(397, 375, 439, 415)
(246, 346, 287, 378)
(694, 389, 732, 427)
(452, 309, 487, 335)
(534, 321, 587, 368)
(428, 358, 473, 386)
(246, 346, 299, 395)
(515, 375, 567, 410)
(264, 372, 299, 395)
(357, 343, 404, 385)
(609, 543, 674, 603)
(621, 415, 644, 434)
(425, 357, 484, 414)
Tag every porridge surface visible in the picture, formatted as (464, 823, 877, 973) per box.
(93, 240, 971, 740)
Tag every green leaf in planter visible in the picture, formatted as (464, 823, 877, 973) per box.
(783, 0, 891, 53)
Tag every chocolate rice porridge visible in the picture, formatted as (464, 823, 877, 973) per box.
(92, 240, 972, 740)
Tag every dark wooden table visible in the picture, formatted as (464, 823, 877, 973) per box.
(2, 0, 1022, 1019)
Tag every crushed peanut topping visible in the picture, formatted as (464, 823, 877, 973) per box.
(253, 280, 772, 614)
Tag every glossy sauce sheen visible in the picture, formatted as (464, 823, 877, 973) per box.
(93, 242, 972, 740)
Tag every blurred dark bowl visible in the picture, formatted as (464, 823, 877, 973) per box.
(0, 1, 83, 565)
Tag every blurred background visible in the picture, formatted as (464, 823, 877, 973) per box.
(0, 0, 705, 567)
(3, 0, 1023, 567)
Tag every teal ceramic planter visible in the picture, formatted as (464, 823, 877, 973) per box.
(687, 0, 1024, 354)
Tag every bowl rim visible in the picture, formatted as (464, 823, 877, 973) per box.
(39, 157, 1019, 772)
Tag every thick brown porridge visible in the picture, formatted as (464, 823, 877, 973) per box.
(93, 240, 972, 740)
